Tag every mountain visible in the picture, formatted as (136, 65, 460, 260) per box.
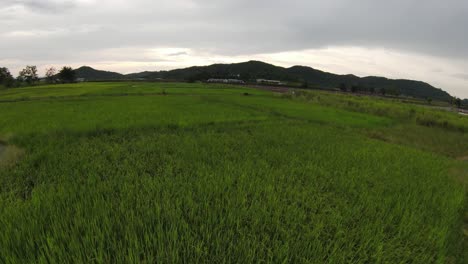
(74, 61, 453, 101)
(358, 77, 451, 101)
(75, 66, 125, 80)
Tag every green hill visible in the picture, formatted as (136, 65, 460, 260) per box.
(75, 61, 453, 101)
(75, 66, 125, 81)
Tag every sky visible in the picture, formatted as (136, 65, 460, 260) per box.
(1, 0, 468, 98)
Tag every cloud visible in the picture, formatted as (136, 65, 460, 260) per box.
(2, 0, 78, 12)
(167, 51, 188, 57)
(2, 0, 466, 58)
(453, 73, 468, 81)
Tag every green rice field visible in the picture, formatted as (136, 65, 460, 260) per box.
(0, 82, 467, 263)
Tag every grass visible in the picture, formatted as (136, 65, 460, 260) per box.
(0, 82, 270, 101)
(0, 82, 466, 263)
(0, 95, 269, 136)
(286, 89, 468, 157)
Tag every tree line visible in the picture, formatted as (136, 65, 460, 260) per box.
(335, 82, 465, 108)
(0, 66, 77, 88)
(336, 82, 401, 96)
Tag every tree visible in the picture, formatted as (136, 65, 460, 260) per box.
(386, 88, 400, 97)
(0, 67, 11, 82)
(58, 66, 76, 83)
(241, 72, 251, 82)
(187, 71, 211, 83)
(0, 67, 15, 88)
(380, 88, 386, 96)
(18, 65, 38, 85)
(453, 97, 462, 108)
(369, 87, 375, 94)
(350, 85, 358, 93)
(339, 83, 347, 92)
(45, 67, 57, 83)
(301, 80, 309, 88)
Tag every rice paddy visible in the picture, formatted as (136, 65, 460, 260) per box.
(0, 82, 466, 263)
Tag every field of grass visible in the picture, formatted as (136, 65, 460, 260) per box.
(0, 82, 269, 102)
(0, 82, 467, 263)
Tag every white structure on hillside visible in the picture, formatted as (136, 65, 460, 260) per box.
(256, 79, 284, 85)
(207, 79, 245, 84)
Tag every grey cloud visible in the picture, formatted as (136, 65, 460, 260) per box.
(2, 0, 467, 59)
(167, 51, 188, 57)
(453, 73, 468, 80)
(3, 0, 77, 12)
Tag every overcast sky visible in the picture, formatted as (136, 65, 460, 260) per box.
(1, 0, 468, 97)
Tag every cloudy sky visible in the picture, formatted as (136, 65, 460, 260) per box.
(1, 0, 468, 97)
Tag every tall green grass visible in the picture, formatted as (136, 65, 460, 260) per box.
(285, 89, 468, 157)
(0, 82, 466, 263)
(287, 89, 468, 132)
(0, 82, 270, 102)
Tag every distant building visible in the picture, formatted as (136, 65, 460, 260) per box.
(459, 109, 468, 116)
(207, 79, 245, 84)
(256, 79, 284, 85)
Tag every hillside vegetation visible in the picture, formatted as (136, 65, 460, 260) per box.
(75, 61, 452, 102)
(0, 82, 466, 263)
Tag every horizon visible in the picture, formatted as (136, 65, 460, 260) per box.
(69, 60, 461, 88)
(1, 1, 468, 98)
(8, 59, 467, 99)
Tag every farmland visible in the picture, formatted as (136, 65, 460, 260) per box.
(0, 82, 467, 263)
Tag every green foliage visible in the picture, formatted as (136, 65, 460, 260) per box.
(0, 82, 466, 263)
(18, 65, 39, 85)
(75, 66, 125, 81)
(380, 87, 386, 95)
(74, 61, 453, 101)
(288, 89, 468, 133)
(0, 82, 271, 102)
(453, 97, 462, 108)
(286, 89, 468, 156)
(45, 67, 57, 83)
(58, 66, 77, 83)
(339, 83, 347, 92)
(0, 67, 15, 88)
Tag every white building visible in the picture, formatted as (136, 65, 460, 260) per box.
(207, 79, 245, 84)
(256, 79, 284, 85)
